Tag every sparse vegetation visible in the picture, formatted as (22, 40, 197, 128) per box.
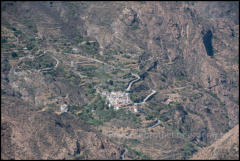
(77, 65, 97, 77)
(203, 89, 220, 101)
(1, 36, 8, 44)
(168, 101, 181, 108)
(229, 96, 239, 105)
(75, 35, 84, 44)
(123, 144, 151, 160)
(159, 112, 170, 122)
(77, 110, 103, 126)
(182, 143, 197, 159)
(22, 20, 38, 33)
(129, 92, 146, 103)
(123, 54, 131, 59)
(81, 41, 99, 55)
(145, 111, 156, 120)
(124, 138, 141, 147)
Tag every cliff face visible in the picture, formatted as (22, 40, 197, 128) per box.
(1, 1, 239, 160)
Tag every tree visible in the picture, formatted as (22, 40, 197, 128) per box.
(11, 52, 18, 58)
(109, 80, 113, 85)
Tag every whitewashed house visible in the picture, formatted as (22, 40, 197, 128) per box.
(60, 104, 68, 113)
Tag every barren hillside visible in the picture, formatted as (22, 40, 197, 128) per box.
(190, 124, 239, 160)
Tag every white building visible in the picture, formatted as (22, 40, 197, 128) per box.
(60, 104, 68, 112)
(107, 91, 132, 110)
(133, 107, 138, 113)
(72, 47, 78, 51)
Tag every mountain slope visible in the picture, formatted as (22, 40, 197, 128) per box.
(1, 95, 122, 160)
(1, 1, 239, 160)
(190, 124, 239, 160)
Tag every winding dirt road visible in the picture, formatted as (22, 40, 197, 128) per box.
(126, 73, 140, 91)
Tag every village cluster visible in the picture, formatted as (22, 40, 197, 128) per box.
(59, 90, 140, 113)
(59, 88, 156, 113)
(59, 72, 156, 113)
(100, 90, 140, 113)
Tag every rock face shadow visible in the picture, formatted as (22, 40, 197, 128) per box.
(203, 30, 214, 57)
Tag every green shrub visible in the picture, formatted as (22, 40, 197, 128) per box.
(77, 65, 97, 76)
(192, 93, 200, 100)
(22, 20, 37, 33)
(11, 27, 17, 31)
(77, 110, 103, 126)
(26, 43, 35, 50)
(125, 138, 141, 146)
(96, 108, 117, 122)
(74, 154, 85, 160)
(125, 145, 150, 159)
(14, 30, 22, 37)
(11, 52, 18, 58)
(142, 154, 151, 160)
(123, 54, 131, 59)
(77, 96, 105, 126)
(2, 61, 11, 72)
(2, 43, 16, 49)
(220, 101, 225, 107)
(159, 115, 169, 122)
(107, 80, 113, 85)
(132, 149, 141, 156)
(145, 113, 155, 120)
(168, 101, 181, 107)
(182, 143, 197, 159)
(129, 93, 146, 103)
(75, 35, 83, 44)
(229, 96, 239, 105)
(81, 41, 99, 55)
(1, 37, 8, 44)
(87, 118, 103, 126)
(114, 109, 142, 128)
(204, 89, 220, 101)
(131, 23, 139, 30)
(68, 105, 82, 112)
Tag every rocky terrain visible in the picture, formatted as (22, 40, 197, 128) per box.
(1, 1, 239, 160)
(1, 95, 122, 160)
(190, 124, 239, 160)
